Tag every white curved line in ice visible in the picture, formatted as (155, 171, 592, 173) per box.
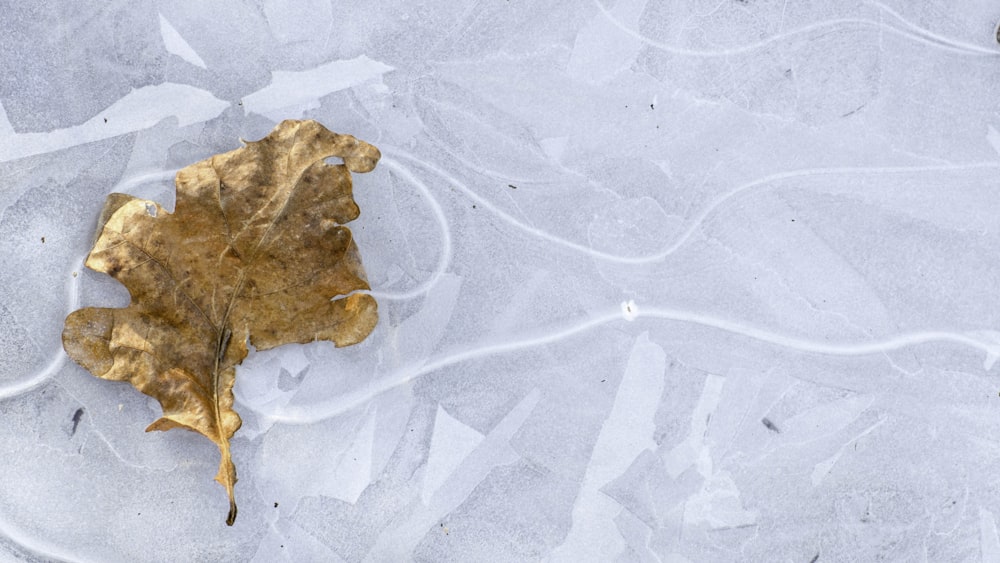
(590, 0, 1000, 58)
(257, 305, 999, 425)
(363, 156, 453, 301)
(0, 347, 66, 399)
(637, 305, 1000, 358)
(387, 149, 1000, 265)
(0, 257, 83, 399)
(865, 1, 1000, 56)
(0, 516, 96, 563)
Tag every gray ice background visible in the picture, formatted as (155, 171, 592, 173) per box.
(2, 1, 1000, 561)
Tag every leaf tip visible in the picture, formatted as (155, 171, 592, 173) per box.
(226, 500, 237, 526)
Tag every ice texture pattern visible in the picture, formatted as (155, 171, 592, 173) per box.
(2, 1, 1000, 561)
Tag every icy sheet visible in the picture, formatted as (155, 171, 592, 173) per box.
(2, 1, 1000, 561)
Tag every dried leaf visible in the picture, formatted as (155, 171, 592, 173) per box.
(62, 120, 380, 525)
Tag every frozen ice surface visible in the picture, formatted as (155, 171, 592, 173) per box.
(1, 0, 1000, 561)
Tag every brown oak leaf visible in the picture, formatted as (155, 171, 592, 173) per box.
(62, 120, 380, 525)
